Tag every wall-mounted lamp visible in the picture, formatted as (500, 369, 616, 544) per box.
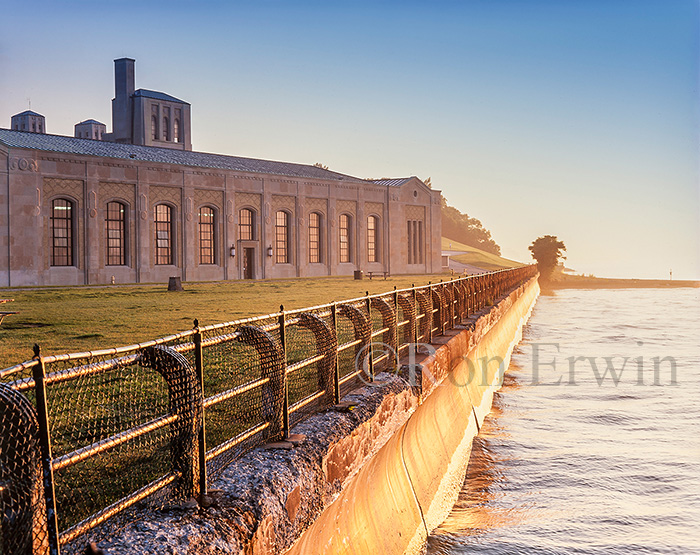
(229, 245, 236, 258)
(267, 245, 274, 257)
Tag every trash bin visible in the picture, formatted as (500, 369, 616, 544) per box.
(353, 270, 363, 280)
(168, 276, 184, 291)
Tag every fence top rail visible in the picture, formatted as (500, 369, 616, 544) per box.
(0, 265, 536, 374)
(0, 358, 39, 380)
(39, 328, 197, 364)
(1, 328, 197, 374)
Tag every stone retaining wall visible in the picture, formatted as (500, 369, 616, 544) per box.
(88, 277, 539, 555)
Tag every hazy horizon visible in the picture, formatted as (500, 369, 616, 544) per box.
(2, 0, 698, 280)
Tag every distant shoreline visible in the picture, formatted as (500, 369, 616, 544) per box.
(546, 276, 700, 289)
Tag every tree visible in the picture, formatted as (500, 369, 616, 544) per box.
(528, 235, 566, 281)
(440, 194, 501, 255)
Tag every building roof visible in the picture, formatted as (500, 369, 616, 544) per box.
(76, 119, 105, 126)
(367, 177, 415, 187)
(0, 128, 368, 183)
(133, 89, 189, 105)
(12, 110, 44, 118)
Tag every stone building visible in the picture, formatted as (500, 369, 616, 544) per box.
(0, 59, 441, 287)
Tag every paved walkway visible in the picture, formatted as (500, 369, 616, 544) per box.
(446, 259, 487, 275)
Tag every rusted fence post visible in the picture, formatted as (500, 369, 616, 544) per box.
(279, 305, 289, 439)
(192, 320, 207, 499)
(31, 345, 61, 555)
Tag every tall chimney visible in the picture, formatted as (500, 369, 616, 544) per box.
(114, 58, 135, 99)
(112, 58, 135, 143)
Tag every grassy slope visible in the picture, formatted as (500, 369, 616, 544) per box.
(0, 274, 447, 368)
(441, 237, 525, 270)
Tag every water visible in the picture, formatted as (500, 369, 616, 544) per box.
(427, 288, 700, 555)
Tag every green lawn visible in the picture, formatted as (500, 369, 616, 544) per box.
(0, 274, 449, 369)
(441, 237, 526, 271)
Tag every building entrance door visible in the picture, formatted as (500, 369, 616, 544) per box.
(243, 247, 255, 279)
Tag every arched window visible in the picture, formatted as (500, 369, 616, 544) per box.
(339, 214, 352, 263)
(275, 210, 290, 263)
(163, 117, 170, 141)
(367, 215, 379, 263)
(106, 201, 127, 266)
(309, 212, 322, 263)
(174, 119, 180, 143)
(154, 204, 173, 265)
(239, 208, 255, 240)
(151, 115, 158, 140)
(50, 198, 74, 266)
(199, 206, 216, 264)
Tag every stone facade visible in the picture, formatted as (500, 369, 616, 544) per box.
(0, 131, 441, 286)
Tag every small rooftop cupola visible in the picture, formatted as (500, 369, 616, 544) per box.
(104, 57, 192, 151)
(11, 110, 46, 134)
(74, 119, 107, 140)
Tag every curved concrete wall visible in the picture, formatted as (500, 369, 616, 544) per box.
(285, 277, 540, 555)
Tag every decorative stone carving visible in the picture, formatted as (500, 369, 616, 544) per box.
(9, 158, 39, 172)
(43, 178, 83, 201)
(139, 193, 148, 220)
(305, 198, 328, 213)
(150, 186, 181, 206)
(365, 202, 384, 216)
(406, 205, 425, 219)
(271, 195, 295, 211)
(34, 188, 41, 216)
(194, 189, 223, 208)
(336, 200, 356, 215)
(99, 182, 136, 203)
(235, 192, 261, 211)
(88, 191, 97, 217)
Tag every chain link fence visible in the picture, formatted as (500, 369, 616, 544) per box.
(0, 266, 536, 553)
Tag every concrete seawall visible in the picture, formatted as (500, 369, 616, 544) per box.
(285, 276, 540, 555)
(92, 277, 539, 555)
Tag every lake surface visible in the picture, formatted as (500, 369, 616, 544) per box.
(427, 288, 700, 555)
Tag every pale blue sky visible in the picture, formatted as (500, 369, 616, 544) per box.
(1, 0, 698, 279)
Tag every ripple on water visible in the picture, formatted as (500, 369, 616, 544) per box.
(427, 288, 700, 555)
